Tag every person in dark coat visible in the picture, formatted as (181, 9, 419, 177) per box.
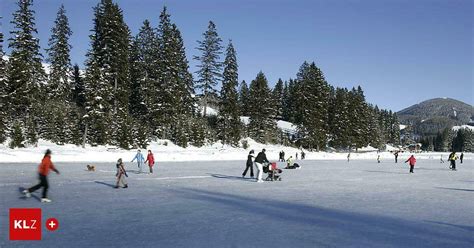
(255, 149, 269, 182)
(23, 149, 60, 203)
(242, 150, 255, 178)
(460, 152, 464, 164)
(394, 151, 399, 163)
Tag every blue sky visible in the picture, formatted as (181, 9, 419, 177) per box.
(1, 0, 472, 111)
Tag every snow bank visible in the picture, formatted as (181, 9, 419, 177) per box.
(1, 139, 470, 163)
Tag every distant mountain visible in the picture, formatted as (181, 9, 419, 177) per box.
(397, 98, 474, 135)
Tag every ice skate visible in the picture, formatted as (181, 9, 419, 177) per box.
(22, 189, 31, 198)
(41, 198, 52, 203)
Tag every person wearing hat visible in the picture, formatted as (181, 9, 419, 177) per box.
(242, 150, 255, 178)
(254, 149, 269, 182)
(23, 149, 60, 203)
(115, 158, 128, 188)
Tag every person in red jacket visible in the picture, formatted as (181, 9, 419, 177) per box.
(405, 155, 416, 173)
(145, 150, 155, 174)
(23, 149, 60, 202)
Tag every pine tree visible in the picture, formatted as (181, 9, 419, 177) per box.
(194, 21, 223, 117)
(72, 64, 86, 110)
(6, 0, 45, 145)
(238, 80, 250, 116)
(46, 4, 72, 102)
(248, 71, 277, 143)
(272, 78, 284, 120)
(330, 87, 351, 149)
(0, 18, 8, 143)
(83, 0, 131, 148)
(218, 40, 241, 146)
(294, 62, 330, 150)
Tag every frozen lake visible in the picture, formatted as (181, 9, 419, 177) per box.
(1, 158, 473, 247)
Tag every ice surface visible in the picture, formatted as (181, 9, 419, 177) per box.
(1, 159, 472, 247)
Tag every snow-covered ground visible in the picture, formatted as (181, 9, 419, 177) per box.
(1, 138, 471, 163)
(0, 159, 472, 247)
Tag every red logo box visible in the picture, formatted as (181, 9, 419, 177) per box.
(10, 208, 42, 240)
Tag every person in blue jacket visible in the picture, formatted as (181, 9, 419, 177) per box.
(131, 150, 145, 173)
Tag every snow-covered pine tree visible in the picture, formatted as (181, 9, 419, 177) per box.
(46, 4, 72, 102)
(0, 19, 8, 143)
(272, 78, 284, 120)
(72, 64, 85, 110)
(238, 80, 250, 116)
(218, 40, 241, 146)
(6, 0, 45, 147)
(41, 5, 74, 144)
(248, 71, 277, 143)
(389, 112, 400, 145)
(194, 21, 223, 117)
(294, 62, 331, 150)
(329, 87, 351, 149)
(282, 79, 297, 123)
(84, 0, 132, 148)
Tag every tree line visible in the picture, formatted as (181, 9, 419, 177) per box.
(0, 0, 400, 151)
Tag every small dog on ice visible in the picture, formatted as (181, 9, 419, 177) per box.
(86, 164, 96, 171)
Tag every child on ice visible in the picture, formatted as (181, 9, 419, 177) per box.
(131, 149, 145, 173)
(145, 150, 155, 174)
(115, 158, 128, 188)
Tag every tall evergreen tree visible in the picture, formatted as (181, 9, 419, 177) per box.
(248, 71, 277, 143)
(194, 21, 223, 117)
(46, 4, 72, 101)
(218, 40, 241, 146)
(72, 64, 85, 110)
(0, 17, 8, 143)
(272, 78, 284, 120)
(294, 62, 331, 150)
(6, 0, 45, 146)
(83, 0, 131, 147)
(238, 80, 250, 116)
(329, 87, 351, 149)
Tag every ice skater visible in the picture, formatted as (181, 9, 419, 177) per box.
(405, 155, 416, 173)
(131, 149, 145, 173)
(255, 149, 269, 183)
(347, 153, 351, 162)
(377, 155, 381, 163)
(23, 149, 60, 203)
(394, 151, 399, 163)
(278, 150, 285, 162)
(145, 150, 155, 174)
(301, 150, 306, 160)
(115, 158, 128, 188)
(448, 151, 457, 171)
(242, 150, 255, 178)
(460, 152, 464, 164)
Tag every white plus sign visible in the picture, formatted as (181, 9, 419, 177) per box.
(49, 221, 56, 228)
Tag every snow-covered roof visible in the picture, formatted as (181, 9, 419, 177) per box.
(452, 125, 474, 131)
(399, 124, 407, 130)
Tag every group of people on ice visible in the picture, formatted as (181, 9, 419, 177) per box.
(243, 149, 301, 183)
(115, 149, 155, 188)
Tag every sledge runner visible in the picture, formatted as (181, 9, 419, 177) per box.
(254, 149, 269, 183)
(405, 155, 416, 173)
(144, 150, 155, 174)
(115, 158, 128, 188)
(448, 151, 457, 171)
(22, 149, 60, 203)
(242, 150, 255, 178)
(131, 149, 145, 173)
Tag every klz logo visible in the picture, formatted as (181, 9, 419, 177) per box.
(10, 208, 42, 240)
